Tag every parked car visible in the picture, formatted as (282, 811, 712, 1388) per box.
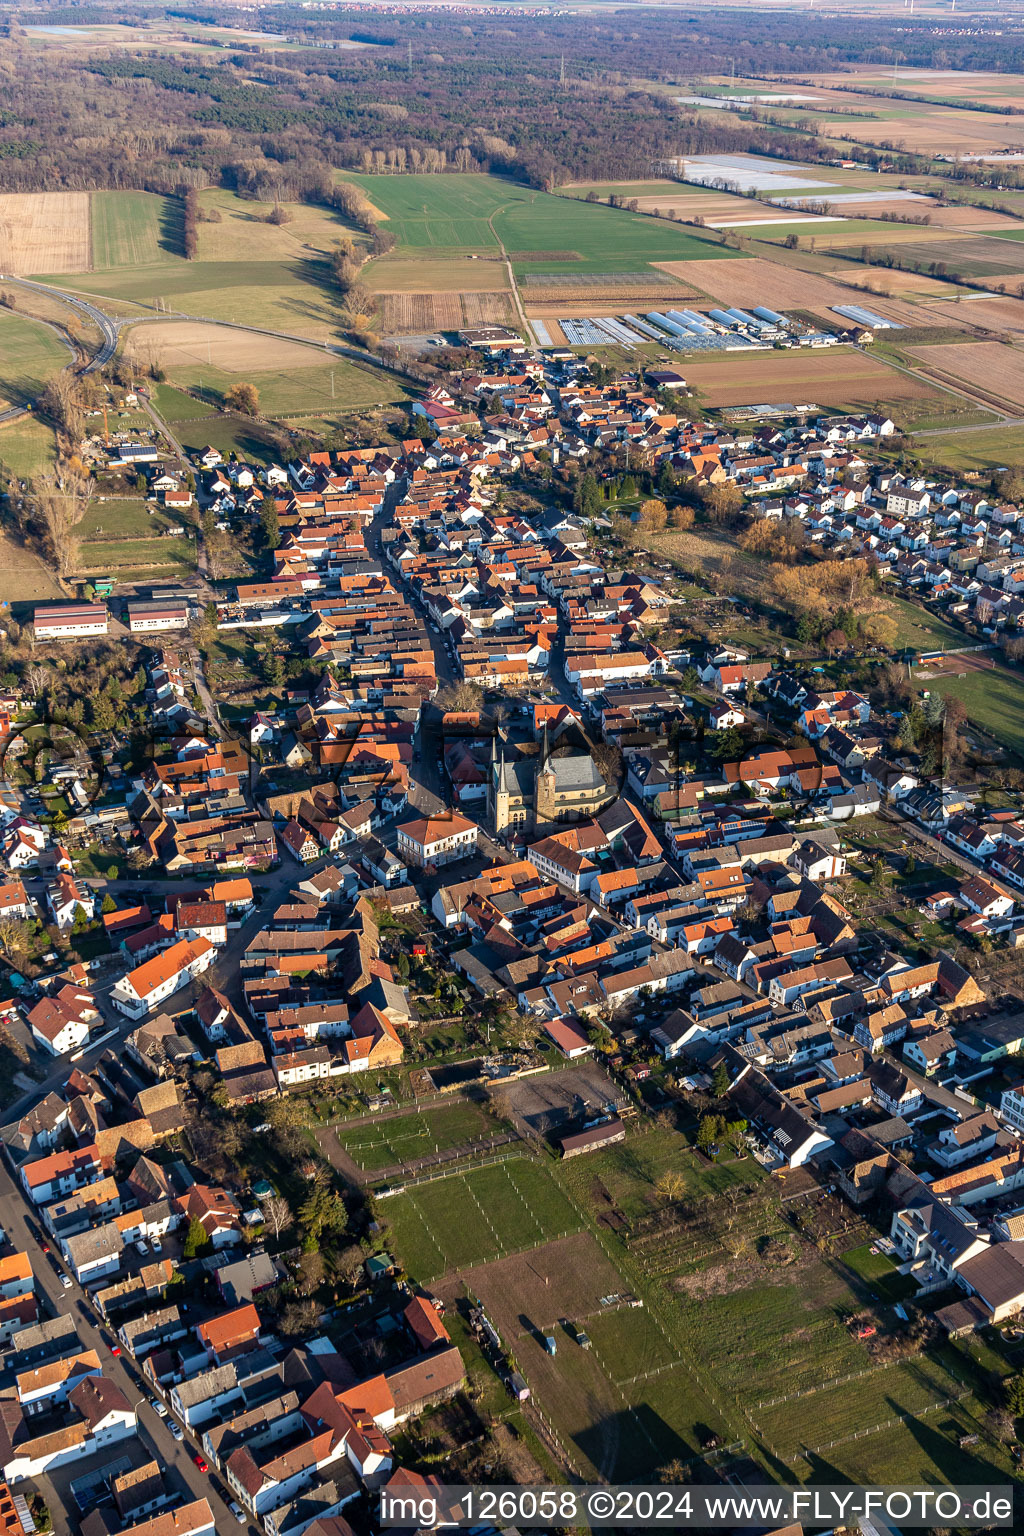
(192, 1453, 209, 1473)
(229, 1503, 245, 1526)
(169, 1421, 184, 1441)
(150, 1398, 167, 1417)
(60, 1274, 72, 1290)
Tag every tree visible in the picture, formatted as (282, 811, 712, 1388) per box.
(225, 382, 260, 417)
(0, 918, 29, 966)
(1004, 1373, 1024, 1417)
(655, 1170, 686, 1203)
(696, 1114, 725, 1153)
(637, 498, 668, 532)
(32, 464, 90, 579)
(262, 1194, 292, 1241)
(710, 726, 744, 761)
(263, 652, 284, 688)
(182, 1216, 210, 1260)
(38, 374, 84, 445)
(258, 496, 280, 551)
(100, 894, 117, 914)
(701, 481, 744, 525)
(711, 1060, 731, 1099)
(825, 628, 847, 658)
(575, 471, 601, 520)
(298, 1184, 348, 1244)
(668, 504, 695, 530)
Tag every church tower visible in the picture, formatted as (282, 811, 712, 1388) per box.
(535, 718, 557, 827)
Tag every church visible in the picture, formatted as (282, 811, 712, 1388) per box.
(487, 721, 613, 836)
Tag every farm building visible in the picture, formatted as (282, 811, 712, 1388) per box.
(560, 1119, 626, 1158)
(33, 604, 109, 642)
(127, 601, 189, 635)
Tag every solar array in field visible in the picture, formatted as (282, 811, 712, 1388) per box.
(531, 318, 554, 346)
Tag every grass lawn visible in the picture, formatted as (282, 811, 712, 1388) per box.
(559, 1125, 763, 1224)
(883, 595, 966, 653)
(0, 311, 71, 411)
(38, 259, 343, 343)
(80, 498, 181, 541)
(173, 415, 280, 463)
(151, 383, 217, 422)
(383, 1158, 582, 1282)
(838, 1241, 917, 1304)
(91, 190, 180, 268)
(345, 172, 732, 269)
(338, 1102, 491, 1170)
(0, 415, 56, 479)
(164, 358, 408, 418)
(77, 536, 197, 574)
(911, 663, 1024, 757)
(919, 424, 1024, 474)
(679, 1276, 871, 1409)
(197, 189, 365, 262)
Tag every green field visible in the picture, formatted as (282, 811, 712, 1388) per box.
(151, 384, 218, 423)
(39, 259, 342, 343)
(919, 424, 1024, 474)
(383, 1158, 583, 1281)
(0, 415, 57, 478)
(339, 1102, 492, 1171)
(883, 595, 967, 653)
(80, 498, 183, 541)
(912, 662, 1024, 757)
(159, 358, 407, 418)
(348, 172, 732, 270)
(91, 191, 178, 268)
(0, 312, 71, 411)
(171, 415, 282, 463)
(77, 536, 197, 574)
(558, 1125, 764, 1223)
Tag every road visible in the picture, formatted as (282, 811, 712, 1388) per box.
(0, 1158, 252, 1536)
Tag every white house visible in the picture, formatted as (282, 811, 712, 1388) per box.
(111, 937, 215, 1020)
(397, 811, 478, 870)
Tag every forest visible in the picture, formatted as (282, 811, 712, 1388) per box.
(2, 3, 1024, 196)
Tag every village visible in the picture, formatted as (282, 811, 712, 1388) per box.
(3, 325, 1024, 1529)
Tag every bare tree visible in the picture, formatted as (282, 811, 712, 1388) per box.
(32, 463, 90, 579)
(262, 1194, 292, 1241)
(38, 373, 84, 446)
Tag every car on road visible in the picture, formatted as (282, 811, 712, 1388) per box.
(169, 1421, 184, 1441)
(60, 1274, 71, 1290)
(228, 1503, 246, 1525)
(150, 1398, 167, 1417)
(192, 1454, 209, 1473)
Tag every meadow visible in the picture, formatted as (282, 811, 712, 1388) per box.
(338, 1102, 493, 1171)
(348, 172, 733, 272)
(0, 311, 71, 411)
(382, 1158, 583, 1281)
(124, 321, 407, 415)
(0, 415, 56, 480)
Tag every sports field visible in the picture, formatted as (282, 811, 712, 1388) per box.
(383, 1158, 582, 1281)
(345, 173, 732, 271)
(0, 311, 71, 411)
(337, 1102, 492, 1171)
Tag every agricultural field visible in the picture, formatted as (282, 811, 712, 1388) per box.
(906, 339, 1024, 412)
(197, 189, 364, 262)
(558, 1125, 762, 1225)
(0, 415, 56, 481)
(123, 321, 407, 416)
(375, 290, 514, 334)
(336, 1102, 493, 1171)
(653, 256, 940, 327)
(680, 347, 944, 413)
(150, 384, 217, 424)
(76, 536, 197, 577)
(0, 528, 62, 604)
(382, 1158, 583, 1281)
(0, 191, 90, 274)
(345, 173, 733, 271)
(0, 311, 71, 411)
(365, 254, 509, 294)
(91, 190, 177, 268)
